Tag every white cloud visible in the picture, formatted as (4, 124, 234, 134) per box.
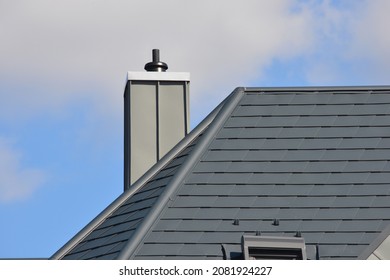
(0, 0, 315, 123)
(0, 138, 46, 203)
(347, 0, 390, 82)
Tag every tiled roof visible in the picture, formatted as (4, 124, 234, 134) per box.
(52, 86, 390, 260)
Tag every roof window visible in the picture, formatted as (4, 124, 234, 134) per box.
(241, 235, 307, 260)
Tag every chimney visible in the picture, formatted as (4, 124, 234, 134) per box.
(123, 49, 190, 190)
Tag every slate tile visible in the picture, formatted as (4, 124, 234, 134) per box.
(200, 196, 256, 208)
(193, 161, 231, 173)
(233, 105, 276, 117)
(309, 185, 352, 196)
(314, 208, 359, 219)
(299, 220, 341, 232)
(277, 208, 318, 219)
(194, 208, 240, 219)
(218, 127, 243, 138)
(290, 94, 332, 104)
(342, 161, 387, 172)
(317, 127, 359, 138)
(348, 185, 390, 196)
(257, 116, 300, 127)
(203, 150, 247, 161)
(92, 252, 118, 260)
(212, 138, 267, 150)
(316, 244, 346, 257)
(357, 126, 390, 137)
(366, 172, 390, 184)
(208, 173, 252, 184)
(331, 196, 375, 208)
(261, 138, 303, 149)
(238, 127, 283, 138)
(225, 116, 259, 127)
(329, 92, 369, 104)
(178, 244, 222, 256)
(356, 208, 390, 219)
(341, 245, 368, 257)
(320, 232, 365, 244)
(377, 138, 390, 149)
(146, 231, 203, 243)
(295, 116, 337, 126)
(185, 173, 213, 184)
(372, 115, 390, 126)
(240, 94, 295, 105)
(175, 219, 222, 231)
(311, 104, 353, 115)
(62, 250, 90, 260)
(198, 232, 243, 244)
(350, 104, 390, 115)
(321, 149, 364, 161)
(138, 244, 184, 256)
(245, 150, 286, 161)
(367, 93, 390, 103)
(325, 172, 370, 184)
(336, 220, 382, 232)
(333, 116, 375, 126)
(303, 161, 347, 172)
(216, 220, 261, 232)
(278, 127, 321, 138)
(248, 173, 291, 184)
(287, 173, 331, 184)
(178, 184, 234, 196)
(371, 196, 390, 207)
(284, 150, 326, 161)
(81, 243, 121, 259)
(172, 196, 218, 208)
(236, 208, 280, 219)
(273, 105, 316, 116)
(153, 219, 182, 231)
(299, 138, 342, 149)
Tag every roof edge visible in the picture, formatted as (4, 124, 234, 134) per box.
(117, 87, 246, 259)
(50, 87, 227, 260)
(357, 225, 390, 260)
(244, 85, 390, 92)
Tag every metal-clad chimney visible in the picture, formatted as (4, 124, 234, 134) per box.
(123, 49, 190, 191)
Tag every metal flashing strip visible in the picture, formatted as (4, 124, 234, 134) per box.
(127, 71, 190, 82)
(244, 85, 390, 92)
(50, 92, 223, 260)
(116, 87, 245, 259)
(358, 224, 390, 260)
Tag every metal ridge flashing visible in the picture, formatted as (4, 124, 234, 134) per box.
(116, 87, 245, 260)
(50, 90, 224, 260)
(244, 85, 390, 92)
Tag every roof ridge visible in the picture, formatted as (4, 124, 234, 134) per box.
(50, 89, 228, 260)
(244, 85, 390, 92)
(117, 87, 245, 259)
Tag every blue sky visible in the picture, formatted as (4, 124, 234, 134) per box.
(1, 0, 389, 258)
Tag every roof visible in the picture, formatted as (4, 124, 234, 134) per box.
(52, 86, 390, 260)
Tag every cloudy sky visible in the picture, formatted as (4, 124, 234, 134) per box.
(0, 0, 389, 258)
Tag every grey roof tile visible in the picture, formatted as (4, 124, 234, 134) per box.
(137, 244, 184, 256)
(146, 231, 203, 243)
(355, 208, 390, 219)
(336, 220, 382, 232)
(54, 86, 390, 260)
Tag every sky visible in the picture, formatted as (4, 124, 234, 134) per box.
(0, 0, 389, 258)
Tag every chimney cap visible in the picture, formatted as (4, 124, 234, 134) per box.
(144, 49, 168, 72)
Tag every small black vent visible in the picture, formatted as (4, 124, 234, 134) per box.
(144, 49, 168, 72)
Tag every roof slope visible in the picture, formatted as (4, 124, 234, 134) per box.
(52, 86, 390, 260)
